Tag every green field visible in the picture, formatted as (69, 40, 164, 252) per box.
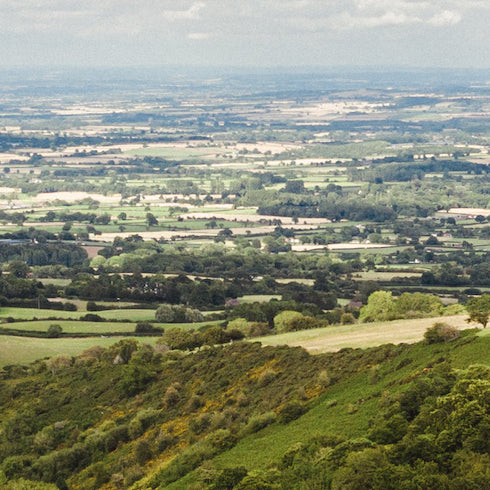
(0, 335, 159, 367)
(0, 307, 157, 322)
(125, 147, 216, 160)
(0, 320, 138, 334)
(0, 307, 85, 320)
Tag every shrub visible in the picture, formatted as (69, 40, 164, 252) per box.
(205, 429, 236, 451)
(249, 322, 270, 337)
(317, 370, 331, 388)
(189, 414, 211, 435)
(86, 301, 98, 311)
(151, 440, 216, 486)
(212, 466, 248, 490)
(278, 401, 306, 423)
(257, 368, 276, 386)
(164, 384, 181, 407)
(227, 318, 251, 336)
(274, 310, 304, 333)
(424, 322, 460, 344)
(155, 304, 204, 323)
(186, 395, 205, 412)
(158, 328, 203, 351)
(341, 312, 356, 325)
(156, 431, 177, 452)
(155, 304, 174, 322)
(47, 324, 62, 338)
(242, 412, 276, 435)
(129, 409, 160, 439)
(134, 440, 152, 465)
(134, 321, 161, 334)
(47, 355, 71, 374)
(359, 291, 397, 322)
(80, 313, 104, 322)
(287, 315, 324, 331)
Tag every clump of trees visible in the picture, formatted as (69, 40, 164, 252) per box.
(360, 291, 443, 323)
(155, 304, 204, 323)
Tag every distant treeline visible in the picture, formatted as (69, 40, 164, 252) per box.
(353, 159, 490, 182)
(259, 198, 397, 222)
(0, 243, 87, 267)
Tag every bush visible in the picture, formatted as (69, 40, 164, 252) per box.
(155, 304, 204, 323)
(242, 412, 276, 435)
(226, 318, 251, 336)
(274, 310, 304, 333)
(287, 315, 324, 331)
(86, 301, 105, 311)
(134, 321, 161, 334)
(128, 409, 160, 439)
(158, 328, 203, 351)
(212, 466, 248, 490)
(189, 414, 212, 435)
(164, 384, 181, 407)
(278, 401, 306, 423)
(341, 312, 356, 325)
(47, 324, 62, 338)
(134, 440, 152, 465)
(47, 355, 71, 374)
(424, 322, 460, 344)
(155, 304, 174, 322)
(80, 313, 104, 322)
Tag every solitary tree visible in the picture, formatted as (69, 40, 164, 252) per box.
(146, 212, 159, 227)
(465, 294, 490, 328)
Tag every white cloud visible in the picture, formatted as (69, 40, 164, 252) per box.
(162, 2, 206, 21)
(428, 10, 462, 27)
(187, 32, 213, 40)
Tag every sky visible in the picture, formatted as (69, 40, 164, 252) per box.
(1, 0, 489, 69)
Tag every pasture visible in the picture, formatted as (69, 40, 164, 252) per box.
(0, 335, 159, 367)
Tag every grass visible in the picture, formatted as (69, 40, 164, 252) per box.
(125, 147, 216, 160)
(95, 309, 157, 321)
(0, 335, 159, 367)
(0, 307, 86, 320)
(0, 320, 138, 334)
(238, 294, 282, 303)
(0, 307, 157, 322)
(254, 314, 476, 353)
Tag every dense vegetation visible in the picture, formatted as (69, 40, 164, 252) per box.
(0, 331, 488, 489)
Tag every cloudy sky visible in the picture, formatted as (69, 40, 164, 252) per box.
(1, 0, 489, 68)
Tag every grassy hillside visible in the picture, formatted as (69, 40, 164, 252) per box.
(0, 330, 488, 489)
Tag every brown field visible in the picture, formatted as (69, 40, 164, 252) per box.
(445, 207, 490, 217)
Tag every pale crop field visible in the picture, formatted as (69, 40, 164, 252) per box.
(255, 314, 479, 354)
